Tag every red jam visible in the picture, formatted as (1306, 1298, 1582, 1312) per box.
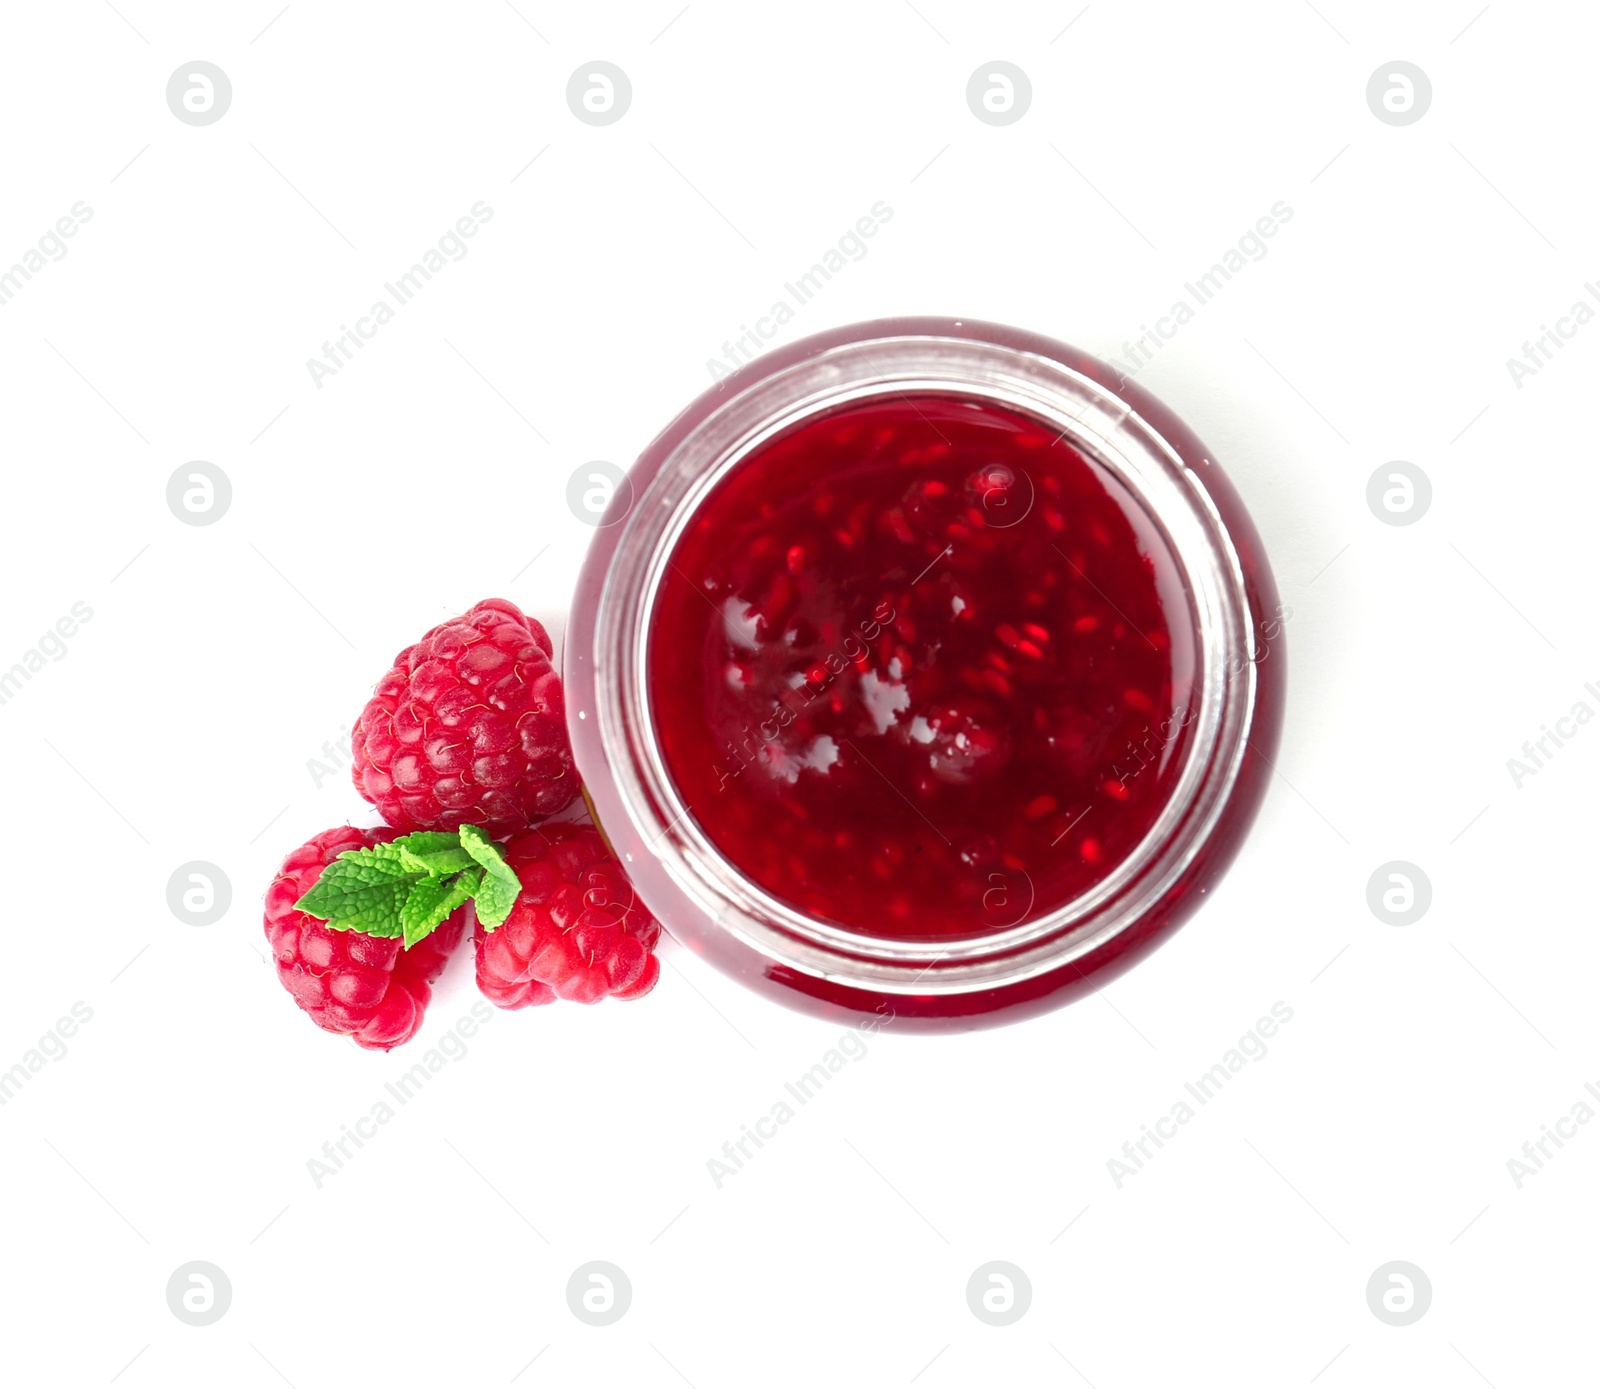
(648, 394, 1199, 939)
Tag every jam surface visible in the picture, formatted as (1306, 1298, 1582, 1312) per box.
(648, 394, 1198, 939)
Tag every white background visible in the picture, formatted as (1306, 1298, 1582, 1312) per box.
(1, 1, 1595, 1385)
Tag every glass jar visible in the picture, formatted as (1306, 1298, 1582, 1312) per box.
(567, 318, 1285, 1029)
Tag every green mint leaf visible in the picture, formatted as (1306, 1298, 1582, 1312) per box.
(473, 869, 519, 931)
(394, 831, 476, 876)
(293, 844, 423, 938)
(400, 868, 482, 949)
(394, 831, 461, 855)
(459, 824, 520, 887)
(457, 826, 521, 931)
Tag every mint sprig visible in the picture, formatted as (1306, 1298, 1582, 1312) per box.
(294, 829, 524, 946)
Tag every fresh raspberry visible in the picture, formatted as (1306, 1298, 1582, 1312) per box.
(265, 826, 467, 1050)
(351, 598, 577, 839)
(474, 824, 662, 1007)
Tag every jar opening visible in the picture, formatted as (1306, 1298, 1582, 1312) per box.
(645, 389, 1201, 944)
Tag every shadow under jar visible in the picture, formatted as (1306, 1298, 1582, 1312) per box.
(567, 318, 1285, 1029)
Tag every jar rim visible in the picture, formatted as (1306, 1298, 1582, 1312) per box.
(570, 319, 1268, 999)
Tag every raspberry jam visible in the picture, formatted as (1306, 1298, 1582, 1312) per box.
(568, 319, 1284, 1028)
(648, 395, 1197, 939)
